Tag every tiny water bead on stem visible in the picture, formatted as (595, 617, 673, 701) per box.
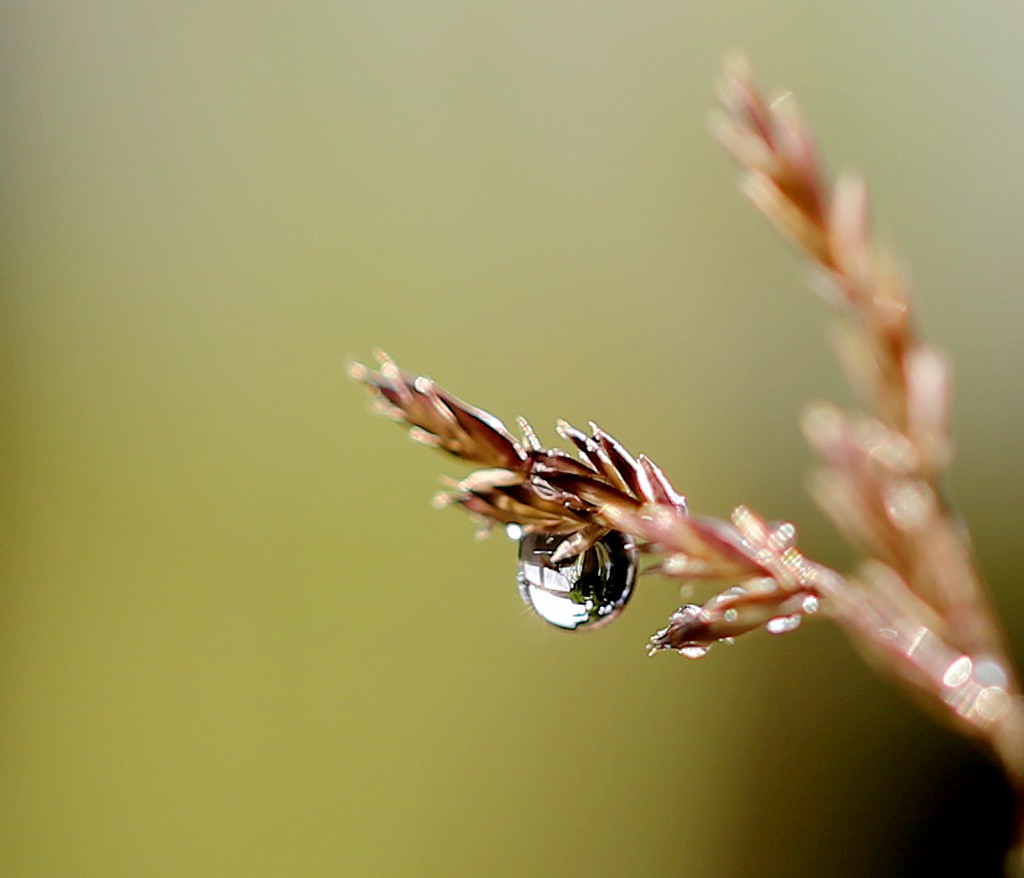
(514, 527, 638, 631)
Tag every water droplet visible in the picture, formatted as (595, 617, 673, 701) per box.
(942, 655, 972, 688)
(801, 595, 820, 615)
(678, 646, 709, 660)
(516, 530, 637, 631)
(765, 614, 802, 635)
(768, 521, 797, 550)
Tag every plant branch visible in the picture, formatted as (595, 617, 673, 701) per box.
(350, 52, 1024, 872)
(713, 52, 1024, 867)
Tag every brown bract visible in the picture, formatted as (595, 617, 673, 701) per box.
(349, 350, 689, 562)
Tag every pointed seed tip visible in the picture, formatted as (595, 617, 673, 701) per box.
(833, 175, 871, 223)
(722, 49, 753, 77)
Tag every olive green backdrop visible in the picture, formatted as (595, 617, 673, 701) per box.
(3, 2, 1024, 876)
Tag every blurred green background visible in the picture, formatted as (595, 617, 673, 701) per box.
(3, 2, 1024, 876)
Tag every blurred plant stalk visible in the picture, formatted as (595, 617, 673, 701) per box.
(711, 57, 1024, 869)
(352, 55, 1024, 874)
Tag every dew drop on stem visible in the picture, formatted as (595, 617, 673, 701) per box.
(516, 530, 638, 631)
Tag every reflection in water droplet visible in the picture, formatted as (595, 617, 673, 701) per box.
(679, 646, 709, 660)
(516, 531, 637, 631)
(765, 614, 802, 635)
